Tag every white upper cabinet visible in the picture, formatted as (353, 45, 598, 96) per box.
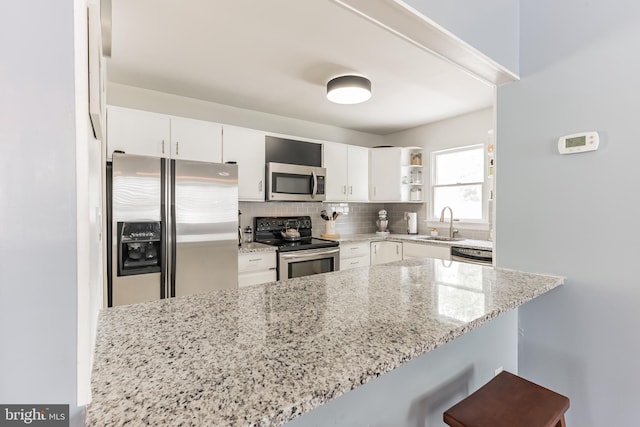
(369, 147, 402, 201)
(347, 145, 369, 201)
(324, 143, 348, 201)
(222, 125, 266, 201)
(107, 106, 169, 158)
(106, 106, 222, 163)
(369, 147, 424, 202)
(170, 116, 222, 162)
(324, 143, 369, 202)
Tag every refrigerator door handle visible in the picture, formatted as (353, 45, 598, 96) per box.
(169, 159, 177, 298)
(160, 159, 167, 299)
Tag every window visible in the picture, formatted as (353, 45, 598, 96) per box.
(431, 144, 485, 222)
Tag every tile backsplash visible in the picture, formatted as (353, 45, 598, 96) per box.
(239, 201, 491, 240)
(239, 201, 384, 236)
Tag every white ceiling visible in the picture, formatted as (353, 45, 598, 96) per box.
(107, 0, 494, 135)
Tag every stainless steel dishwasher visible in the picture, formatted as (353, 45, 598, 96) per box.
(451, 246, 493, 266)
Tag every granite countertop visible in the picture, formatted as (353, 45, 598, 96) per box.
(238, 241, 277, 254)
(86, 259, 562, 427)
(327, 233, 493, 250)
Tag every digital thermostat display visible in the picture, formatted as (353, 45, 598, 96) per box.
(558, 131, 599, 154)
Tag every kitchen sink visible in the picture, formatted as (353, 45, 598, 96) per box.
(417, 236, 464, 242)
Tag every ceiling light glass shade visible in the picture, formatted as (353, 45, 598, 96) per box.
(326, 75, 372, 104)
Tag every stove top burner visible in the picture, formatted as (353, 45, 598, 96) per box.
(253, 216, 339, 252)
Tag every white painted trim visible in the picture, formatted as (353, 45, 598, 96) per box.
(333, 0, 519, 85)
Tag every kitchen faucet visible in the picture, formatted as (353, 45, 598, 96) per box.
(439, 206, 456, 239)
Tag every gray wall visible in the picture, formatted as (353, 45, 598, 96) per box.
(497, 1, 640, 425)
(0, 0, 86, 424)
(287, 310, 518, 427)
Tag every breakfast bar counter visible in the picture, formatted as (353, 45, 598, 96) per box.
(86, 258, 563, 426)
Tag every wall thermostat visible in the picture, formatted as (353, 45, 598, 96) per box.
(558, 131, 599, 154)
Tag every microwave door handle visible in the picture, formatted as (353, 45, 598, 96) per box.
(311, 171, 318, 199)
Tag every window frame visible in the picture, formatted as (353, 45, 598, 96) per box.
(429, 144, 488, 225)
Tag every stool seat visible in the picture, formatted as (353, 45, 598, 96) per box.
(444, 371, 569, 427)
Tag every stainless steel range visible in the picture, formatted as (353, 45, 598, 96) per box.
(254, 216, 339, 280)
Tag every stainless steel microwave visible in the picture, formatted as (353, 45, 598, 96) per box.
(266, 162, 326, 201)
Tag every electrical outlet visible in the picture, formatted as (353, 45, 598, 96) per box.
(495, 366, 503, 376)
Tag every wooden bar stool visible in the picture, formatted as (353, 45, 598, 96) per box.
(443, 370, 569, 427)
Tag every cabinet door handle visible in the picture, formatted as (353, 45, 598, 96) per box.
(162, 140, 165, 154)
(343, 185, 347, 195)
(396, 245, 399, 255)
(259, 180, 263, 192)
(176, 141, 179, 156)
(349, 186, 353, 195)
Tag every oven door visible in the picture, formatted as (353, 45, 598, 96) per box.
(278, 247, 340, 280)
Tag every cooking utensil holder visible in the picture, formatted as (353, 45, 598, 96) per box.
(325, 220, 336, 235)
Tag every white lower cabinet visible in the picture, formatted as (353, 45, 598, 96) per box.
(238, 252, 277, 287)
(402, 242, 451, 261)
(370, 241, 403, 265)
(340, 241, 370, 270)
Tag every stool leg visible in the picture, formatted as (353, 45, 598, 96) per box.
(555, 415, 567, 427)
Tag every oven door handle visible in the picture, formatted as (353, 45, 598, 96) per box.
(280, 247, 339, 261)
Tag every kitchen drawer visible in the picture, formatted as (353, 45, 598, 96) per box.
(238, 269, 277, 287)
(340, 241, 370, 258)
(238, 252, 277, 273)
(340, 254, 370, 271)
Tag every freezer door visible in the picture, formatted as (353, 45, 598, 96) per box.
(110, 154, 164, 306)
(170, 160, 239, 296)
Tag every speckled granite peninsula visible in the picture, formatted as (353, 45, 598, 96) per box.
(86, 258, 563, 427)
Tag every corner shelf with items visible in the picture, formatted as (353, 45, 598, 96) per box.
(401, 148, 425, 203)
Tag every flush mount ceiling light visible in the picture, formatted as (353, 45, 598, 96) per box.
(326, 75, 372, 104)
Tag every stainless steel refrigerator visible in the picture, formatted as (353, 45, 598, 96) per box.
(107, 153, 238, 307)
